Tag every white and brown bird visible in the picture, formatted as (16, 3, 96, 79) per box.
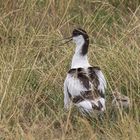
(112, 90, 130, 108)
(63, 28, 107, 116)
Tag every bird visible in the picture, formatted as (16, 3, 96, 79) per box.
(63, 28, 107, 116)
(111, 90, 130, 108)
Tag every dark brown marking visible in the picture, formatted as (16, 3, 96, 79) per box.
(67, 87, 72, 99)
(88, 66, 101, 71)
(67, 66, 105, 104)
(81, 91, 94, 100)
(98, 91, 105, 98)
(116, 98, 128, 102)
(72, 91, 93, 103)
(68, 68, 76, 74)
(77, 67, 83, 72)
(78, 72, 90, 89)
(92, 101, 103, 111)
(88, 67, 105, 98)
(88, 67, 100, 88)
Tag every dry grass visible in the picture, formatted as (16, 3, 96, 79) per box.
(0, 0, 140, 139)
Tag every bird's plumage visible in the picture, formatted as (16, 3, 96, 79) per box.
(64, 28, 106, 115)
(112, 90, 130, 108)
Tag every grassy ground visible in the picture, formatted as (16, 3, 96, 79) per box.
(0, 0, 140, 139)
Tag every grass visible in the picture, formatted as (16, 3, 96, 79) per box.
(0, 0, 140, 139)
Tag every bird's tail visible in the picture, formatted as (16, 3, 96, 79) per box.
(75, 98, 105, 116)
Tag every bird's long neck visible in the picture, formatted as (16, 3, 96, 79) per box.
(71, 40, 90, 69)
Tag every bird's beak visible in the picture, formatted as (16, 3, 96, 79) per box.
(58, 36, 73, 46)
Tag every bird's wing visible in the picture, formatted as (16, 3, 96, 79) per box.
(88, 66, 106, 97)
(66, 67, 106, 98)
(64, 67, 106, 112)
(64, 76, 71, 110)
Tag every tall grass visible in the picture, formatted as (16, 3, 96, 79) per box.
(0, 0, 140, 139)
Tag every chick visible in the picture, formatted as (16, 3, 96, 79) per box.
(112, 90, 130, 108)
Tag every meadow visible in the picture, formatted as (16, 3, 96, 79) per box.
(0, 0, 140, 139)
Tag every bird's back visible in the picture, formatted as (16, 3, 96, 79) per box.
(64, 66, 106, 115)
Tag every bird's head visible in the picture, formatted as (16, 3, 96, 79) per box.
(59, 28, 89, 55)
(72, 28, 89, 45)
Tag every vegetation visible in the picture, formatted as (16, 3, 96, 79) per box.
(0, 0, 140, 139)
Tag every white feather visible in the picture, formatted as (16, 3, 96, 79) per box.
(64, 78, 71, 109)
(92, 97, 106, 111)
(95, 70, 106, 94)
(76, 100, 93, 112)
(71, 35, 90, 68)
